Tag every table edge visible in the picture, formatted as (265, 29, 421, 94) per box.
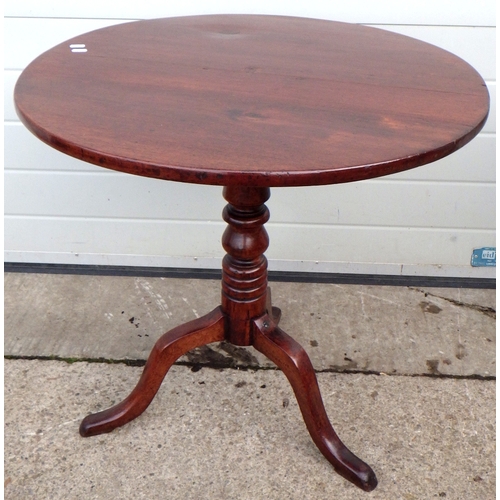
(15, 101, 489, 187)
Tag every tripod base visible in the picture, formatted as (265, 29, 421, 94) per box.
(80, 186, 377, 491)
(80, 304, 377, 492)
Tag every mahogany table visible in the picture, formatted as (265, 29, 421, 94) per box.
(14, 15, 489, 492)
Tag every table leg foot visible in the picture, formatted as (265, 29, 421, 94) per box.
(253, 315, 377, 492)
(79, 307, 225, 437)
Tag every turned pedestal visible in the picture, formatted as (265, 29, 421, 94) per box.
(79, 186, 377, 491)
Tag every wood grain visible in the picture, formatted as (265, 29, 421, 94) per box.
(14, 15, 489, 187)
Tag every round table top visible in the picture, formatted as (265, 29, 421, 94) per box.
(15, 15, 489, 187)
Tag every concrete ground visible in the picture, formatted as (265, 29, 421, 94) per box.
(4, 273, 496, 499)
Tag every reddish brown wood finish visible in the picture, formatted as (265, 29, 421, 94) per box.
(79, 307, 225, 437)
(14, 15, 489, 187)
(15, 14, 490, 493)
(79, 190, 377, 490)
(253, 315, 377, 492)
(221, 186, 270, 345)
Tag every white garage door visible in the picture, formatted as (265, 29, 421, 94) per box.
(4, 1, 496, 279)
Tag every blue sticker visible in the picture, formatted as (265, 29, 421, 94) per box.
(471, 247, 496, 267)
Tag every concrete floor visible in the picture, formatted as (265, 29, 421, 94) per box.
(4, 273, 496, 499)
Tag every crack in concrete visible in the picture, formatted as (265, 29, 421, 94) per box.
(409, 287, 496, 319)
(4, 355, 496, 381)
(184, 342, 260, 369)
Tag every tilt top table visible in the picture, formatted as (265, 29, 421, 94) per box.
(15, 15, 489, 492)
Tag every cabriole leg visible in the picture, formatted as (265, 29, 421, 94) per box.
(79, 307, 225, 437)
(253, 315, 378, 492)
